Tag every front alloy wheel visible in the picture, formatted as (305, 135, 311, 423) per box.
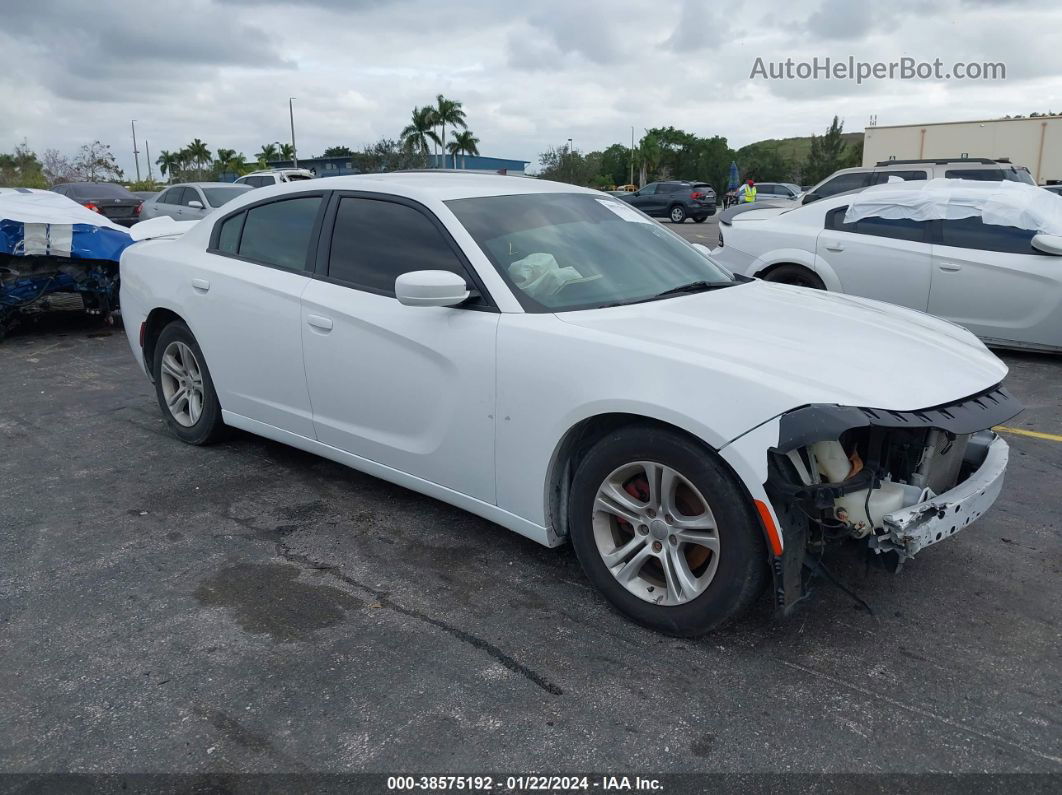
(593, 461, 720, 606)
(568, 426, 768, 636)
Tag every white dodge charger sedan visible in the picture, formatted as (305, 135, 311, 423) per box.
(120, 173, 1020, 635)
(711, 179, 1062, 353)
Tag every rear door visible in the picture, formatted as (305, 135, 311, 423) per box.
(929, 216, 1062, 349)
(816, 205, 933, 310)
(300, 193, 499, 501)
(189, 192, 327, 437)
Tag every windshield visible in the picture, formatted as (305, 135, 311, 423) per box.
(446, 193, 735, 311)
(203, 186, 252, 207)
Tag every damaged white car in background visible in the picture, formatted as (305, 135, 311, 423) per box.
(119, 174, 1022, 635)
(712, 178, 1062, 353)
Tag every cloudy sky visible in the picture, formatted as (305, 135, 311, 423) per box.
(2, 0, 1060, 176)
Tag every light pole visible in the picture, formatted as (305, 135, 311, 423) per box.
(145, 140, 153, 181)
(131, 120, 141, 182)
(630, 125, 635, 186)
(289, 98, 298, 169)
(567, 137, 573, 183)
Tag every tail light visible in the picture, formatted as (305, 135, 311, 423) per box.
(135, 202, 143, 216)
(83, 202, 100, 213)
(690, 191, 704, 200)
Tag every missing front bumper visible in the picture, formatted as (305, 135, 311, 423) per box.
(871, 434, 1009, 560)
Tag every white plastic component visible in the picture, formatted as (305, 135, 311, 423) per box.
(843, 178, 1062, 235)
(835, 481, 931, 538)
(810, 440, 852, 482)
(508, 252, 586, 299)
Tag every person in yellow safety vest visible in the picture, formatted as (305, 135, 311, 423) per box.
(739, 178, 757, 203)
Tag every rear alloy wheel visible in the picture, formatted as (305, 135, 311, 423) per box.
(153, 321, 226, 445)
(762, 264, 826, 290)
(568, 426, 767, 636)
(669, 205, 687, 224)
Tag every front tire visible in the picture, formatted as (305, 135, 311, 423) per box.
(568, 426, 767, 636)
(153, 321, 226, 445)
(669, 205, 687, 224)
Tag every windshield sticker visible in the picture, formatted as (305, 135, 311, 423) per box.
(595, 199, 656, 225)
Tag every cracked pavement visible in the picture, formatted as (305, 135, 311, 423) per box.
(1, 314, 1060, 774)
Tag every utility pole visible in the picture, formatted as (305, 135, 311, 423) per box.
(630, 125, 635, 186)
(567, 137, 573, 183)
(145, 140, 153, 181)
(131, 120, 141, 182)
(289, 98, 298, 169)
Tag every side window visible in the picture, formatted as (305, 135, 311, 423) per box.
(327, 197, 469, 294)
(816, 172, 873, 198)
(940, 215, 1037, 254)
(639, 183, 658, 196)
(180, 189, 203, 207)
(157, 188, 176, 204)
(236, 196, 322, 270)
(216, 212, 245, 254)
(825, 207, 855, 232)
(874, 170, 928, 183)
(824, 206, 926, 241)
(944, 169, 1004, 181)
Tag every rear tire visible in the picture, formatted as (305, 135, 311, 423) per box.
(152, 321, 226, 445)
(693, 216, 707, 223)
(567, 426, 768, 636)
(669, 205, 687, 224)
(761, 264, 826, 290)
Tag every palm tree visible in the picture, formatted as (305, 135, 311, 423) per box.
(226, 152, 248, 176)
(279, 143, 295, 162)
(447, 130, 480, 169)
(257, 143, 279, 166)
(432, 95, 467, 168)
(156, 150, 181, 184)
(185, 138, 211, 178)
(401, 106, 441, 159)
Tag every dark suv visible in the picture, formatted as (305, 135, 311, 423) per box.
(621, 180, 717, 223)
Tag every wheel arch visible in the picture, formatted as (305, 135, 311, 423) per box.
(142, 307, 188, 378)
(745, 248, 841, 291)
(543, 412, 771, 553)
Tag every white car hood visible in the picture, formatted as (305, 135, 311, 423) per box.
(557, 280, 1006, 413)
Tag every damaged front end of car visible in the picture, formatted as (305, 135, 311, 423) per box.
(763, 384, 1021, 615)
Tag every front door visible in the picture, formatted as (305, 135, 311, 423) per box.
(929, 215, 1062, 349)
(816, 206, 933, 311)
(300, 193, 499, 502)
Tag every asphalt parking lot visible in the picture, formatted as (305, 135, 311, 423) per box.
(2, 307, 1060, 776)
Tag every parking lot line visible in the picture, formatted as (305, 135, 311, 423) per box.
(993, 425, 1062, 443)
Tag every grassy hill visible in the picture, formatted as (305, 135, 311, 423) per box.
(737, 131, 863, 163)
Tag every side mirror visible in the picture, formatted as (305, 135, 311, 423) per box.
(691, 243, 712, 257)
(1031, 232, 1062, 255)
(188, 200, 204, 209)
(801, 193, 818, 205)
(395, 270, 470, 307)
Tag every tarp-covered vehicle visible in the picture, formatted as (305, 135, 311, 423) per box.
(0, 188, 135, 339)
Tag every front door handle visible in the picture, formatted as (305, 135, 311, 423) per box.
(823, 241, 845, 252)
(938, 262, 962, 271)
(306, 314, 333, 332)
(191, 278, 210, 292)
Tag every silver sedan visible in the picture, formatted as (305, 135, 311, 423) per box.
(139, 182, 253, 222)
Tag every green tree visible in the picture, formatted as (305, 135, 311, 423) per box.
(803, 116, 850, 185)
(278, 143, 295, 161)
(352, 138, 430, 172)
(156, 150, 180, 183)
(447, 129, 480, 169)
(432, 94, 467, 168)
(184, 138, 211, 178)
(735, 141, 794, 183)
(599, 143, 634, 187)
(0, 142, 48, 188)
(257, 143, 279, 166)
(323, 145, 353, 157)
(400, 106, 441, 158)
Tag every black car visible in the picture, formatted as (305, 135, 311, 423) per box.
(620, 180, 717, 223)
(52, 182, 143, 227)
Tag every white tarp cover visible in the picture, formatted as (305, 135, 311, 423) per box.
(0, 187, 129, 231)
(843, 178, 1062, 235)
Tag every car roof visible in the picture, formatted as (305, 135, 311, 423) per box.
(269, 172, 593, 202)
(168, 182, 253, 188)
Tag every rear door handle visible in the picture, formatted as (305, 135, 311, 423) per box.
(306, 314, 333, 332)
(938, 262, 962, 271)
(191, 278, 210, 292)
(823, 241, 845, 252)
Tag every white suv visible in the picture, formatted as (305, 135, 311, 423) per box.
(802, 158, 1035, 205)
(235, 168, 315, 189)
